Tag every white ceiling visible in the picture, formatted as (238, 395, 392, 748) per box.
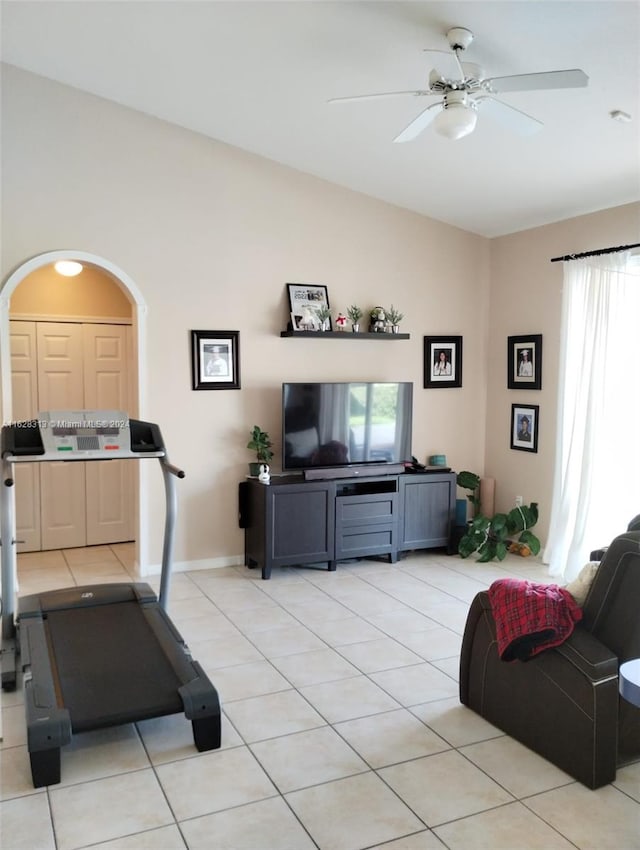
(2, 0, 639, 237)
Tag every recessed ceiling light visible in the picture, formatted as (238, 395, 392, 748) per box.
(54, 260, 83, 277)
(610, 110, 632, 123)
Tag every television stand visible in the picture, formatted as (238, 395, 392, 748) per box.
(238, 470, 456, 579)
(303, 462, 405, 481)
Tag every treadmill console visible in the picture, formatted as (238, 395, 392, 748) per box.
(40, 410, 131, 457)
(2, 411, 165, 461)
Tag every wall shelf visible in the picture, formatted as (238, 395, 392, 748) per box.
(280, 331, 410, 340)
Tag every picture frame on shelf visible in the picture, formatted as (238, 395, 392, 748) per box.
(508, 334, 542, 390)
(287, 283, 331, 331)
(511, 403, 539, 452)
(423, 335, 463, 388)
(191, 330, 240, 390)
(290, 311, 315, 331)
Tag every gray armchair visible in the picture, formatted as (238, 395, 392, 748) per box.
(459, 530, 640, 788)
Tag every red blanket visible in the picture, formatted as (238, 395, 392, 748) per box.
(488, 578, 582, 661)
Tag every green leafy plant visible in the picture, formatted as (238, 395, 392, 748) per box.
(386, 305, 404, 325)
(456, 470, 540, 562)
(459, 504, 540, 562)
(347, 305, 363, 323)
(247, 425, 273, 464)
(457, 470, 481, 517)
(316, 305, 332, 328)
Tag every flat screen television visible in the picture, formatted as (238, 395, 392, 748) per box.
(282, 381, 413, 471)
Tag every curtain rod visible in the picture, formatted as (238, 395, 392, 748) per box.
(550, 242, 640, 263)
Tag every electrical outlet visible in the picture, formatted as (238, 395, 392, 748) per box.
(515, 496, 523, 507)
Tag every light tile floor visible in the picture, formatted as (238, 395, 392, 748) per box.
(1, 545, 639, 850)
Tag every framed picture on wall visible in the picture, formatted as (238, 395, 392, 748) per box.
(287, 283, 331, 331)
(508, 334, 542, 390)
(423, 335, 463, 388)
(511, 403, 539, 452)
(191, 330, 240, 390)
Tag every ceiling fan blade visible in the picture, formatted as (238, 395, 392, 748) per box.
(328, 90, 431, 104)
(484, 68, 588, 93)
(423, 49, 459, 79)
(393, 102, 443, 143)
(476, 96, 543, 136)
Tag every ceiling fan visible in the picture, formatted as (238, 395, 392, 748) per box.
(328, 27, 588, 141)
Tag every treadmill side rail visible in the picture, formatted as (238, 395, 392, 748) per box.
(21, 618, 72, 787)
(142, 605, 222, 749)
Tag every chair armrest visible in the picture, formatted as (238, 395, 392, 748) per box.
(553, 626, 618, 681)
(461, 590, 617, 682)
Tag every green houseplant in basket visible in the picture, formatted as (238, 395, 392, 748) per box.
(247, 425, 273, 476)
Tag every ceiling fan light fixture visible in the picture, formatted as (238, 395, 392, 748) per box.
(433, 100, 478, 140)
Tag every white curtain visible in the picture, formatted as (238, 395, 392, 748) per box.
(544, 251, 640, 581)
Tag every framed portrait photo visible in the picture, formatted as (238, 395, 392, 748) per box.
(287, 283, 331, 331)
(423, 335, 462, 388)
(508, 334, 542, 390)
(191, 330, 240, 390)
(511, 403, 539, 453)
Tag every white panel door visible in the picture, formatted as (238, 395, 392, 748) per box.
(9, 321, 41, 552)
(37, 323, 86, 550)
(10, 321, 134, 552)
(83, 324, 134, 545)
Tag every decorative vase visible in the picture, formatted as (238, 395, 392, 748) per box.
(392, 324, 400, 334)
(352, 323, 360, 333)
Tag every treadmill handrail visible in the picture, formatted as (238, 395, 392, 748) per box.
(1, 416, 182, 641)
(158, 455, 185, 609)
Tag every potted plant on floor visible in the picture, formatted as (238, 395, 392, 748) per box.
(456, 470, 541, 561)
(247, 425, 273, 476)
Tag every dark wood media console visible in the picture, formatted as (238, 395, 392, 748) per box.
(239, 471, 456, 579)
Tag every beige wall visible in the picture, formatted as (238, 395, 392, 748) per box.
(486, 202, 640, 543)
(1, 66, 490, 568)
(2, 64, 637, 567)
(10, 264, 132, 318)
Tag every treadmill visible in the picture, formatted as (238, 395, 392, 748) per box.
(0, 410, 221, 787)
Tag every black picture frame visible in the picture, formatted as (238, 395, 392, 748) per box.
(423, 336, 463, 388)
(511, 403, 539, 452)
(191, 330, 240, 390)
(508, 334, 542, 390)
(287, 283, 331, 331)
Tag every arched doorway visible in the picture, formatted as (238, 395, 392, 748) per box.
(0, 250, 152, 574)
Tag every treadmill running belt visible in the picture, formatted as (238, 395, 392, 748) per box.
(45, 601, 183, 731)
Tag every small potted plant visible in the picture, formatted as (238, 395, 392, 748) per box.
(247, 425, 273, 476)
(315, 305, 332, 331)
(347, 304, 363, 333)
(386, 305, 404, 333)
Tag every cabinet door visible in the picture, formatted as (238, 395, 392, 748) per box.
(399, 474, 456, 551)
(83, 324, 134, 545)
(267, 483, 335, 566)
(10, 321, 41, 551)
(37, 323, 86, 550)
